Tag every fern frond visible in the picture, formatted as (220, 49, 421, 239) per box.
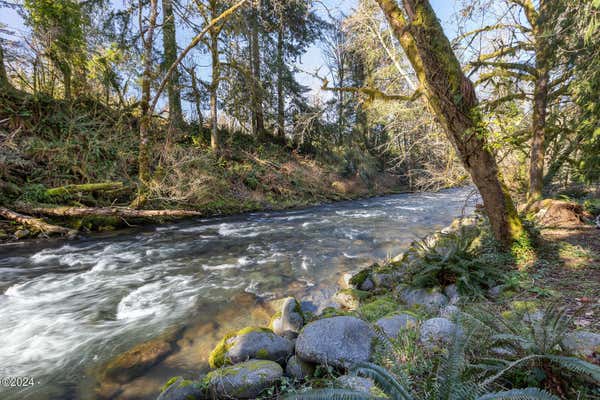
(282, 388, 378, 400)
(351, 362, 414, 400)
(545, 355, 600, 383)
(476, 387, 560, 400)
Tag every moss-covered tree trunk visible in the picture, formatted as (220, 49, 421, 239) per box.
(250, 7, 265, 137)
(376, 0, 523, 248)
(276, 23, 285, 139)
(162, 0, 184, 131)
(209, 18, 221, 152)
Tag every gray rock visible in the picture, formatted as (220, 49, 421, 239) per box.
(372, 273, 395, 289)
(444, 284, 460, 304)
(333, 289, 367, 310)
(439, 305, 460, 319)
(562, 331, 600, 359)
(226, 329, 294, 365)
(359, 278, 375, 291)
(14, 229, 30, 240)
(335, 375, 375, 394)
(375, 313, 417, 338)
(157, 377, 205, 400)
(339, 273, 354, 289)
(206, 360, 282, 399)
(420, 318, 462, 350)
(285, 355, 315, 381)
(271, 297, 304, 336)
(488, 285, 504, 299)
(295, 316, 375, 368)
(398, 287, 448, 310)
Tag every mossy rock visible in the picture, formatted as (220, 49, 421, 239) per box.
(208, 326, 293, 368)
(158, 377, 206, 400)
(333, 288, 371, 310)
(349, 268, 372, 287)
(205, 360, 283, 399)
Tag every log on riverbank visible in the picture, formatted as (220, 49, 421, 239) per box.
(0, 207, 78, 237)
(15, 204, 202, 219)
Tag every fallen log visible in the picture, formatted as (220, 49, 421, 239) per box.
(45, 182, 125, 197)
(15, 204, 202, 219)
(0, 207, 77, 237)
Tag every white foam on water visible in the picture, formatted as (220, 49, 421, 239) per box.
(201, 256, 251, 271)
(116, 275, 198, 321)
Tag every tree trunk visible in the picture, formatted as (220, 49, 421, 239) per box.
(276, 24, 285, 139)
(528, 1, 549, 202)
(376, 0, 523, 248)
(16, 204, 201, 219)
(0, 207, 77, 237)
(528, 67, 549, 202)
(0, 43, 9, 88)
(250, 7, 265, 137)
(138, 0, 159, 189)
(162, 0, 184, 131)
(62, 65, 72, 101)
(189, 67, 204, 127)
(210, 27, 221, 152)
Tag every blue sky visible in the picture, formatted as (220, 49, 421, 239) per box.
(0, 0, 459, 105)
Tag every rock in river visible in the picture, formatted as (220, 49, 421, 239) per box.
(206, 359, 283, 399)
(295, 316, 375, 368)
(270, 297, 304, 336)
(157, 377, 205, 400)
(208, 327, 293, 368)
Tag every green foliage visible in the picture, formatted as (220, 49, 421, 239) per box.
(464, 303, 600, 391)
(358, 296, 399, 322)
(583, 198, 600, 216)
(284, 330, 560, 400)
(405, 226, 507, 296)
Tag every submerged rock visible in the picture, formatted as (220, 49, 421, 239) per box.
(270, 297, 304, 336)
(209, 327, 293, 368)
(295, 316, 375, 368)
(398, 287, 448, 310)
(375, 313, 417, 338)
(103, 336, 174, 384)
(335, 375, 376, 394)
(157, 377, 205, 400)
(206, 359, 282, 399)
(285, 355, 315, 381)
(562, 331, 600, 360)
(419, 317, 462, 350)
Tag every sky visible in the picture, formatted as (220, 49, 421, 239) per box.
(0, 0, 459, 110)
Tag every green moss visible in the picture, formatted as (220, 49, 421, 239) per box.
(208, 327, 273, 368)
(358, 295, 399, 322)
(349, 268, 371, 287)
(256, 348, 269, 358)
(161, 376, 182, 392)
(319, 307, 351, 319)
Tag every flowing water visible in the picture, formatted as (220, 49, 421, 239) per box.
(0, 187, 476, 400)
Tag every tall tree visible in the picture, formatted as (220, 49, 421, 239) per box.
(249, 4, 266, 137)
(162, 0, 184, 131)
(0, 42, 8, 88)
(23, 0, 85, 101)
(375, 0, 523, 247)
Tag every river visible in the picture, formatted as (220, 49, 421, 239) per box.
(0, 187, 476, 399)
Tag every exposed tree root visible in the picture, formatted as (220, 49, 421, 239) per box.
(0, 207, 77, 237)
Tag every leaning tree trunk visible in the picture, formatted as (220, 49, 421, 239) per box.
(376, 0, 523, 248)
(162, 0, 184, 131)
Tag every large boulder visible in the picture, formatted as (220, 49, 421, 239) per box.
(375, 313, 417, 338)
(206, 360, 282, 399)
(561, 331, 600, 360)
(398, 287, 448, 311)
(295, 316, 375, 368)
(420, 318, 462, 350)
(157, 377, 205, 400)
(285, 355, 315, 381)
(270, 297, 304, 336)
(208, 327, 293, 368)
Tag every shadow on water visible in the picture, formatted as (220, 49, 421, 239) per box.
(0, 187, 478, 400)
